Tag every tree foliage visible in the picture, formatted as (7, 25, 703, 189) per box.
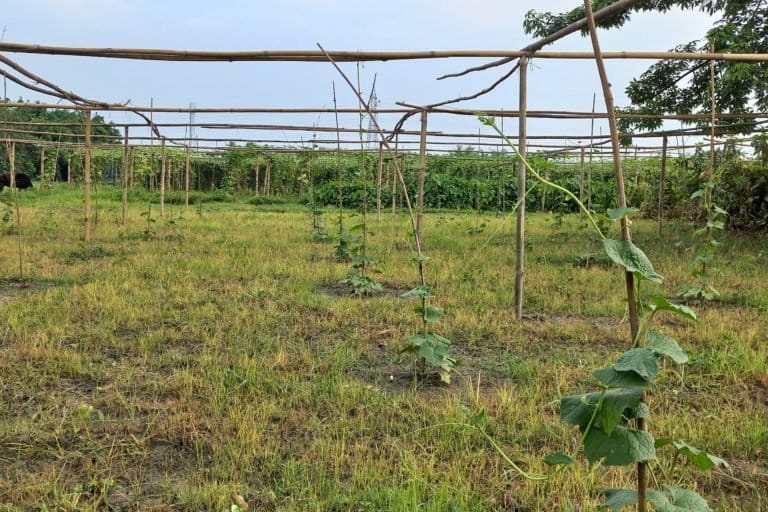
(524, 1, 768, 133)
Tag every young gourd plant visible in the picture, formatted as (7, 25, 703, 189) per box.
(679, 168, 727, 301)
(301, 139, 329, 242)
(339, 72, 383, 295)
(318, 45, 456, 382)
(456, 116, 727, 511)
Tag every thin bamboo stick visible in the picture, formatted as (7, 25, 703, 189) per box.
(121, 127, 129, 225)
(160, 139, 166, 217)
(376, 142, 383, 221)
(658, 136, 667, 235)
(185, 143, 191, 209)
(583, 2, 643, 511)
(84, 110, 92, 242)
(416, 111, 428, 245)
(514, 55, 528, 321)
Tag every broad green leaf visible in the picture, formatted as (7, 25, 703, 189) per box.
(646, 295, 698, 322)
(415, 306, 444, 323)
(405, 333, 456, 374)
(655, 439, 728, 470)
(412, 254, 431, 263)
(561, 389, 642, 434)
(602, 239, 663, 283)
(594, 367, 652, 390)
(543, 452, 574, 466)
(646, 331, 688, 364)
(602, 489, 639, 510)
(713, 205, 728, 216)
(400, 286, 430, 299)
(614, 348, 659, 381)
(648, 486, 712, 512)
(607, 207, 640, 221)
(583, 426, 655, 466)
(706, 220, 725, 230)
(690, 190, 704, 199)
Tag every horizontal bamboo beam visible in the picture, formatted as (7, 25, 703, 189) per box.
(1, 43, 767, 62)
(4, 101, 768, 122)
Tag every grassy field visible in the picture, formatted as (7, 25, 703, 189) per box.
(0, 185, 766, 511)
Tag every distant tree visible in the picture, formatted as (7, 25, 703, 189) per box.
(524, 1, 768, 134)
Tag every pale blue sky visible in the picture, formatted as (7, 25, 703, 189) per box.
(2, 0, 714, 153)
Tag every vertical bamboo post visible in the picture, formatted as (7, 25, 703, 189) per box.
(39, 148, 45, 185)
(121, 126, 129, 225)
(658, 136, 668, 235)
(255, 163, 260, 194)
(185, 143, 191, 209)
(83, 110, 92, 243)
(514, 54, 528, 320)
(391, 134, 398, 219)
(579, 146, 585, 218)
(265, 159, 272, 195)
(583, 2, 642, 511)
(9, 142, 23, 278)
(67, 154, 72, 187)
(416, 111, 428, 245)
(159, 139, 166, 217)
(376, 142, 383, 221)
(588, 93, 596, 211)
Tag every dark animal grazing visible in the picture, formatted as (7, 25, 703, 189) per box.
(0, 173, 33, 191)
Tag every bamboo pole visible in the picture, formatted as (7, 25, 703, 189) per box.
(3, 42, 768, 62)
(514, 54, 528, 321)
(185, 143, 191, 209)
(121, 126, 129, 225)
(255, 163, 260, 194)
(658, 136, 668, 235)
(376, 142, 383, 221)
(160, 139, 166, 217)
(579, 146, 585, 218)
(416, 111, 428, 244)
(67, 154, 71, 186)
(39, 147, 45, 184)
(588, 93, 596, 211)
(83, 110, 92, 242)
(264, 159, 271, 195)
(8, 142, 23, 278)
(583, 2, 643, 511)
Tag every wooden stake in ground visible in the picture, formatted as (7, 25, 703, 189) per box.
(67, 153, 71, 186)
(264, 159, 271, 195)
(160, 139, 166, 217)
(514, 54, 528, 320)
(254, 162, 260, 194)
(376, 142, 383, 221)
(8, 142, 23, 278)
(83, 110, 92, 243)
(121, 126, 129, 225)
(579, 146, 585, 218)
(39, 147, 45, 185)
(416, 111, 428, 245)
(583, 1, 643, 510)
(185, 143, 191, 209)
(588, 92, 596, 211)
(658, 136, 668, 235)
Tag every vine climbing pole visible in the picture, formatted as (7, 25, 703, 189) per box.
(658, 136, 668, 235)
(514, 54, 528, 320)
(83, 109, 92, 243)
(121, 126, 129, 225)
(416, 111, 428, 244)
(583, 1, 643, 510)
(159, 139, 166, 217)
